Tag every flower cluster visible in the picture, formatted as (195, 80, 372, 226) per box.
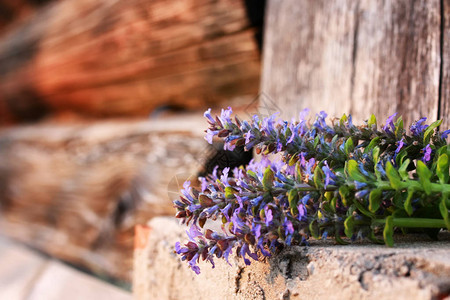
(174, 108, 450, 274)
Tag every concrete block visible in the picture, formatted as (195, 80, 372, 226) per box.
(134, 217, 450, 300)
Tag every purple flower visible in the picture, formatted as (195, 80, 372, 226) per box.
(204, 108, 216, 124)
(186, 224, 203, 241)
(224, 142, 236, 151)
(175, 242, 189, 254)
(264, 206, 273, 226)
(322, 161, 336, 188)
(287, 124, 296, 144)
(220, 167, 230, 186)
(261, 113, 279, 136)
(300, 194, 311, 205)
(252, 223, 262, 239)
(441, 129, 450, 140)
(219, 107, 233, 126)
(245, 130, 254, 144)
(297, 204, 307, 221)
(205, 129, 218, 144)
(200, 177, 208, 192)
(376, 162, 386, 176)
(383, 113, 397, 134)
(395, 139, 405, 154)
(189, 253, 201, 274)
(410, 117, 428, 136)
(221, 203, 232, 221)
(181, 181, 194, 202)
(355, 190, 369, 199)
(423, 144, 432, 162)
(240, 243, 258, 265)
(223, 243, 234, 266)
(299, 108, 310, 121)
(354, 181, 367, 190)
(284, 218, 294, 235)
(231, 210, 245, 233)
(313, 111, 327, 130)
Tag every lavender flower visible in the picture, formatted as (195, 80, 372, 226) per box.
(174, 108, 450, 274)
(410, 117, 428, 136)
(423, 144, 432, 162)
(383, 113, 397, 134)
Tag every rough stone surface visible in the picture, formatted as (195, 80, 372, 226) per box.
(134, 217, 450, 300)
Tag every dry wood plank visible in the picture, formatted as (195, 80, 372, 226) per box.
(0, 114, 209, 281)
(0, 0, 260, 124)
(261, 0, 441, 126)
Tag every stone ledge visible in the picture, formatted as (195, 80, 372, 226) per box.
(133, 217, 450, 300)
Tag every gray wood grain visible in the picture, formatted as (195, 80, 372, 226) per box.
(441, 0, 450, 130)
(261, 0, 441, 128)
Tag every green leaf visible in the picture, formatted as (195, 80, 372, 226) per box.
(247, 170, 258, 180)
(404, 189, 414, 216)
(314, 136, 320, 148)
(225, 186, 237, 199)
(385, 162, 402, 189)
(340, 114, 348, 126)
(368, 114, 377, 129)
(295, 161, 302, 181)
(395, 148, 408, 167)
(288, 189, 299, 215)
(437, 154, 449, 184)
(347, 160, 367, 182)
(314, 165, 324, 189)
(423, 119, 442, 144)
(344, 215, 355, 238)
(289, 153, 299, 166)
(262, 167, 274, 190)
(259, 208, 265, 219)
(439, 194, 450, 230)
(353, 199, 376, 219)
(309, 220, 320, 239)
(344, 138, 354, 156)
(372, 147, 380, 165)
(324, 191, 333, 202)
(398, 158, 410, 181)
(369, 189, 382, 212)
(383, 216, 394, 247)
(394, 116, 404, 138)
(364, 137, 380, 154)
(416, 160, 432, 195)
(339, 185, 351, 206)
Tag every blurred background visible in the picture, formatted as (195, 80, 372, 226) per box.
(0, 0, 448, 297)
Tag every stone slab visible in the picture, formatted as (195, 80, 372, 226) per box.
(134, 217, 450, 300)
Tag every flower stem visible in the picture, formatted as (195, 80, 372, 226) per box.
(372, 218, 446, 228)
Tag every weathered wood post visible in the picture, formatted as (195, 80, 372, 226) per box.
(261, 0, 449, 128)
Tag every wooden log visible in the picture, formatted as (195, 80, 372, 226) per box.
(0, 0, 261, 124)
(0, 114, 210, 281)
(261, 0, 444, 126)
